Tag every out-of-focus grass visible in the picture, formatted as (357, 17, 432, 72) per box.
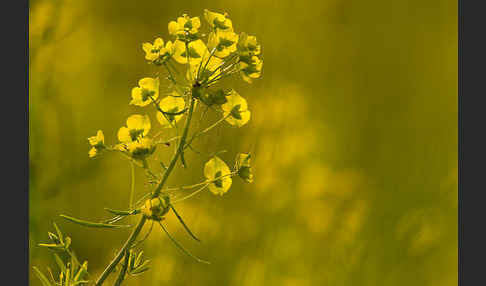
(29, 0, 457, 285)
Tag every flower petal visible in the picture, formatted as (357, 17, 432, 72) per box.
(204, 156, 232, 195)
(117, 127, 131, 143)
(156, 93, 186, 128)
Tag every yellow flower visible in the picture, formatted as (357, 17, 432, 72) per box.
(130, 77, 159, 107)
(204, 9, 233, 31)
(235, 153, 253, 183)
(172, 39, 208, 66)
(88, 130, 105, 158)
(88, 148, 98, 158)
(208, 29, 239, 58)
(126, 137, 156, 159)
(142, 37, 174, 64)
(204, 156, 232, 195)
(156, 92, 186, 128)
(117, 114, 151, 143)
(221, 90, 251, 127)
(239, 55, 263, 83)
(88, 130, 104, 147)
(168, 14, 201, 41)
(237, 32, 261, 57)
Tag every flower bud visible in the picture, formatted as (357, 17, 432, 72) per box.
(142, 196, 170, 220)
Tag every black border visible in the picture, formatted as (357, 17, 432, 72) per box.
(459, 0, 486, 285)
(1, 0, 29, 284)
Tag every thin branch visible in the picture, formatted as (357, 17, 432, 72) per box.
(152, 97, 196, 198)
(95, 217, 147, 286)
(113, 250, 130, 286)
(129, 162, 135, 210)
(184, 114, 230, 149)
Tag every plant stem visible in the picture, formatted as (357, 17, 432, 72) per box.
(129, 162, 135, 210)
(152, 96, 196, 198)
(184, 114, 230, 149)
(113, 250, 129, 286)
(163, 62, 178, 86)
(167, 171, 237, 192)
(95, 216, 147, 286)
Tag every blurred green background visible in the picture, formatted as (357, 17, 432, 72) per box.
(29, 0, 457, 285)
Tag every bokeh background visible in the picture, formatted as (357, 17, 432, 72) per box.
(29, 0, 457, 285)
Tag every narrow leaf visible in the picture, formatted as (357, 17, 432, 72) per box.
(133, 259, 150, 272)
(104, 208, 139, 216)
(170, 204, 201, 242)
(60, 215, 131, 229)
(38, 243, 65, 250)
(33, 267, 53, 286)
(73, 281, 91, 285)
(74, 261, 88, 281)
(158, 222, 210, 264)
(134, 251, 144, 268)
(53, 222, 63, 243)
(64, 237, 71, 249)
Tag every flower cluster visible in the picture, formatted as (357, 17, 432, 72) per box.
(88, 9, 262, 166)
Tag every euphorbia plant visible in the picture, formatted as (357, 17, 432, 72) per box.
(34, 9, 262, 285)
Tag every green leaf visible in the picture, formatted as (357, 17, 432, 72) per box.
(60, 215, 131, 229)
(65, 267, 71, 284)
(134, 251, 144, 268)
(73, 281, 91, 285)
(74, 261, 88, 281)
(53, 222, 63, 244)
(64, 236, 71, 249)
(129, 266, 150, 276)
(204, 156, 232, 195)
(47, 232, 60, 244)
(131, 259, 151, 274)
(33, 267, 53, 286)
(38, 243, 65, 250)
(128, 250, 136, 270)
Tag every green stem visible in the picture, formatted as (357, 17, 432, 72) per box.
(172, 183, 209, 204)
(113, 250, 129, 286)
(198, 47, 216, 81)
(94, 216, 147, 286)
(152, 96, 196, 198)
(185, 41, 192, 82)
(142, 159, 158, 181)
(154, 136, 180, 145)
(163, 62, 178, 86)
(202, 53, 238, 85)
(184, 114, 230, 149)
(206, 65, 241, 86)
(168, 171, 237, 193)
(107, 149, 144, 168)
(129, 162, 135, 210)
